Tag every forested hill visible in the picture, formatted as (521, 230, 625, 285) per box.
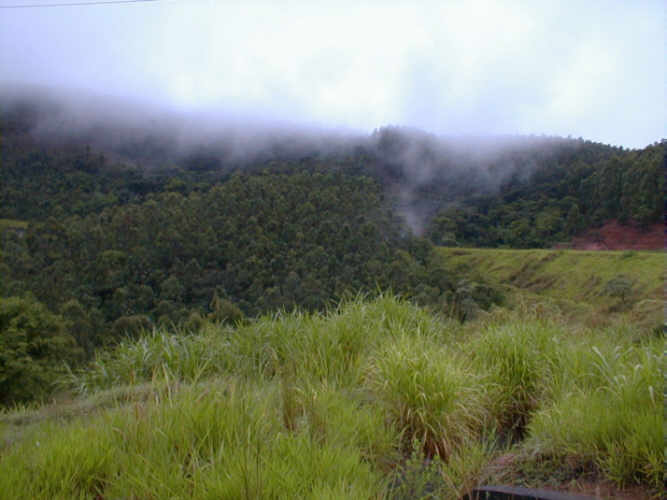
(426, 140, 664, 248)
(1, 100, 500, 371)
(2, 96, 663, 234)
(0, 95, 662, 386)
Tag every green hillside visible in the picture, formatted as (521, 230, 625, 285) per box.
(0, 96, 663, 499)
(1, 101, 662, 355)
(439, 247, 663, 326)
(0, 296, 661, 499)
(427, 142, 664, 248)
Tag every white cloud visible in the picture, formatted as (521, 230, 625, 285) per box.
(0, 0, 663, 147)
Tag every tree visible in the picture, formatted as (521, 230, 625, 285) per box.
(0, 296, 81, 405)
(564, 203, 582, 236)
(604, 275, 633, 305)
(208, 292, 244, 324)
(60, 299, 95, 355)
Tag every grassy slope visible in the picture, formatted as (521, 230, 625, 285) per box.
(0, 295, 662, 499)
(0, 218, 27, 230)
(439, 247, 663, 324)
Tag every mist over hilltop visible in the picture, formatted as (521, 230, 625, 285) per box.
(2, 86, 610, 173)
(0, 88, 614, 234)
(2, 86, 622, 234)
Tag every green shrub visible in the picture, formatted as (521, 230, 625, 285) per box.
(111, 314, 152, 337)
(604, 275, 634, 305)
(0, 296, 81, 405)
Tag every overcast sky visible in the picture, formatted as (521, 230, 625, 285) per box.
(0, 0, 664, 148)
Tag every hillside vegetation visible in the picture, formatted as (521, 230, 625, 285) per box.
(0, 96, 663, 497)
(1, 99, 662, 363)
(439, 248, 663, 317)
(0, 296, 661, 499)
(427, 142, 664, 248)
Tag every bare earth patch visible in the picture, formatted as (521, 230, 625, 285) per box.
(566, 220, 663, 251)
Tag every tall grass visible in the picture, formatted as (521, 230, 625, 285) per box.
(2, 295, 662, 497)
(365, 333, 490, 459)
(524, 340, 662, 489)
(467, 321, 563, 438)
(0, 380, 387, 499)
(67, 294, 452, 393)
(63, 324, 231, 394)
(458, 306, 663, 493)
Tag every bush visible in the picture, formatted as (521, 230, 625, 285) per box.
(604, 275, 633, 304)
(0, 295, 81, 405)
(112, 314, 152, 337)
(208, 294, 245, 324)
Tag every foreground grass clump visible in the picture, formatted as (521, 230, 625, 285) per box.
(70, 295, 449, 393)
(0, 380, 388, 499)
(468, 321, 563, 438)
(1, 295, 662, 498)
(523, 342, 662, 489)
(366, 333, 489, 458)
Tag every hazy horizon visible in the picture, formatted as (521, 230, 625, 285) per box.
(1, 0, 664, 149)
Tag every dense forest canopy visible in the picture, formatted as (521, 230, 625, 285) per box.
(2, 92, 662, 231)
(0, 92, 663, 402)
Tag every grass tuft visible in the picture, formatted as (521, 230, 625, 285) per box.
(468, 321, 562, 439)
(366, 333, 489, 459)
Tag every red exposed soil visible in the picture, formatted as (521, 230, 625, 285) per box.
(563, 220, 664, 251)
